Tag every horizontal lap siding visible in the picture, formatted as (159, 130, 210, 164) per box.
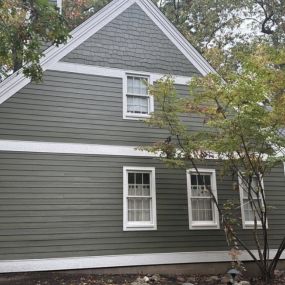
(0, 71, 204, 145)
(62, 4, 200, 77)
(0, 152, 284, 260)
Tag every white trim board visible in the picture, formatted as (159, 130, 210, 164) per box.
(0, 140, 228, 159)
(0, 140, 157, 157)
(51, 62, 192, 85)
(0, 0, 215, 105)
(0, 250, 284, 273)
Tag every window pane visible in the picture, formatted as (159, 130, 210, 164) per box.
(142, 184, 150, 196)
(204, 175, 211, 186)
(136, 173, 142, 184)
(243, 198, 260, 222)
(127, 76, 148, 95)
(127, 95, 149, 114)
(192, 198, 213, 221)
(191, 174, 211, 197)
(127, 77, 133, 93)
(128, 198, 151, 222)
(191, 174, 197, 185)
(241, 176, 261, 197)
(128, 184, 136, 196)
(128, 172, 150, 196)
(128, 173, 135, 184)
(143, 173, 150, 184)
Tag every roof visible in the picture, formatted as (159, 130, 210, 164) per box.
(0, 0, 216, 105)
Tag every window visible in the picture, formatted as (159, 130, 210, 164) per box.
(123, 74, 154, 119)
(186, 169, 219, 229)
(238, 174, 264, 229)
(123, 167, 157, 231)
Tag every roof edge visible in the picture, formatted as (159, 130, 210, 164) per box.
(136, 0, 216, 76)
(0, 0, 133, 104)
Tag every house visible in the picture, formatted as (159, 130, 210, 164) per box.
(0, 0, 284, 273)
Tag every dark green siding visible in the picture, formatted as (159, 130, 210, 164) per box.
(0, 71, 202, 145)
(0, 152, 284, 260)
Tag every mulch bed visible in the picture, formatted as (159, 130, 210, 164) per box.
(0, 272, 284, 285)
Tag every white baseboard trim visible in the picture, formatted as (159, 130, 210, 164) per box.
(0, 250, 284, 273)
(0, 139, 157, 157)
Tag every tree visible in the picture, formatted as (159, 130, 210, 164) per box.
(63, 0, 111, 29)
(0, 0, 70, 81)
(143, 44, 285, 283)
(154, 0, 285, 53)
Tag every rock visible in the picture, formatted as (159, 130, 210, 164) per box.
(238, 281, 251, 285)
(149, 274, 160, 282)
(131, 277, 149, 285)
(220, 276, 230, 284)
(143, 276, 150, 283)
(186, 277, 196, 283)
(182, 283, 195, 285)
(205, 275, 220, 284)
(177, 276, 186, 282)
(274, 269, 284, 278)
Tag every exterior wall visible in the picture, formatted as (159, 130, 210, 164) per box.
(0, 0, 284, 270)
(0, 151, 284, 261)
(62, 4, 200, 77)
(0, 70, 202, 146)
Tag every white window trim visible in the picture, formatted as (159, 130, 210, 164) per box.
(123, 166, 157, 231)
(57, 0, 62, 13)
(238, 173, 265, 229)
(123, 73, 154, 120)
(186, 168, 220, 230)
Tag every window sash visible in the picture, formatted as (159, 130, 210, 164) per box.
(123, 167, 156, 231)
(238, 173, 264, 228)
(126, 95, 149, 115)
(124, 74, 152, 118)
(127, 76, 148, 95)
(191, 197, 214, 222)
(127, 197, 152, 222)
(187, 169, 219, 229)
(243, 198, 261, 222)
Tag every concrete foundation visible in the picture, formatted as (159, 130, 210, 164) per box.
(60, 260, 285, 277)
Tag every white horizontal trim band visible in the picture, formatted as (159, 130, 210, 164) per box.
(0, 140, 156, 157)
(51, 62, 192, 85)
(0, 140, 229, 160)
(0, 250, 283, 273)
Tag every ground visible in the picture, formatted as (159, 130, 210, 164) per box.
(0, 272, 284, 285)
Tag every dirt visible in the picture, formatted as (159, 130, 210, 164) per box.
(0, 272, 284, 285)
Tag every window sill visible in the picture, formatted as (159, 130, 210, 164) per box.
(189, 222, 220, 230)
(123, 113, 151, 120)
(123, 224, 157, 231)
(243, 222, 263, 229)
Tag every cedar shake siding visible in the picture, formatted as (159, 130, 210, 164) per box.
(62, 4, 200, 77)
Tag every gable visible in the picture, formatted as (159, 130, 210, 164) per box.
(0, 0, 216, 105)
(62, 3, 200, 77)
